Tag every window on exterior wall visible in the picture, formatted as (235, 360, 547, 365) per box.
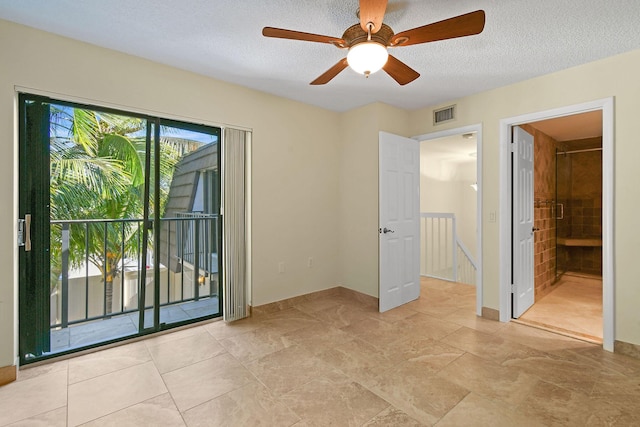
(191, 170, 220, 214)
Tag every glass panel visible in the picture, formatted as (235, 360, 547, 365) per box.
(556, 149, 571, 277)
(48, 103, 148, 354)
(155, 122, 222, 328)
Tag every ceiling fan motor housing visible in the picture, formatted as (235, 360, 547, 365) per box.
(340, 23, 394, 48)
(342, 23, 393, 76)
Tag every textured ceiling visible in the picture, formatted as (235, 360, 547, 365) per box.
(2, 0, 640, 112)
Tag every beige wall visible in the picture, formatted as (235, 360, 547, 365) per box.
(0, 20, 342, 367)
(408, 49, 640, 346)
(338, 103, 410, 297)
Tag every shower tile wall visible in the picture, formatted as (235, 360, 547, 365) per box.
(558, 199, 603, 275)
(533, 203, 556, 299)
(558, 137, 603, 275)
(523, 124, 558, 300)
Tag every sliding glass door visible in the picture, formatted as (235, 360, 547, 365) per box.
(140, 119, 222, 331)
(18, 94, 222, 364)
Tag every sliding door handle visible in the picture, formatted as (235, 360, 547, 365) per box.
(24, 214, 31, 251)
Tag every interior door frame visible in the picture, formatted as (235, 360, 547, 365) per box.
(413, 124, 483, 316)
(499, 97, 614, 351)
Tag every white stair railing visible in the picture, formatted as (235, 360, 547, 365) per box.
(420, 212, 477, 285)
(455, 236, 477, 286)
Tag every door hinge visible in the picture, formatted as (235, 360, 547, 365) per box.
(18, 214, 31, 251)
(510, 141, 516, 153)
(510, 283, 515, 293)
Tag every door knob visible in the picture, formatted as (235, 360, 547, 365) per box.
(383, 227, 395, 234)
(532, 227, 540, 232)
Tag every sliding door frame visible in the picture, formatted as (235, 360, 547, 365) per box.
(18, 93, 223, 364)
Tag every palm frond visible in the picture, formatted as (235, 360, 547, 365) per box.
(99, 134, 145, 186)
(71, 109, 100, 156)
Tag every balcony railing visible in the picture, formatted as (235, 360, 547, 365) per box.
(50, 214, 219, 330)
(176, 212, 219, 275)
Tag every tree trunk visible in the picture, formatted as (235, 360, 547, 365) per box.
(105, 276, 113, 316)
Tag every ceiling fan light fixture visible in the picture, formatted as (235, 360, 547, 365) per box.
(347, 41, 388, 76)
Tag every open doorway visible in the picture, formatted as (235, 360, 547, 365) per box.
(500, 98, 614, 351)
(416, 125, 482, 315)
(516, 112, 603, 343)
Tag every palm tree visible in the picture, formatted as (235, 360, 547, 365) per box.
(49, 106, 180, 315)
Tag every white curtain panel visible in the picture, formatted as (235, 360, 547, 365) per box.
(222, 128, 249, 321)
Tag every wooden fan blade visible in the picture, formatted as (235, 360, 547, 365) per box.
(263, 27, 345, 46)
(390, 10, 485, 47)
(310, 58, 349, 85)
(383, 54, 420, 85)
(359, 0, 388, 33)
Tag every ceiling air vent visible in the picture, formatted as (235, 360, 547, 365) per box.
(433, 104, 456, 125)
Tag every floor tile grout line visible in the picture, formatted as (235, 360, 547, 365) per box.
(144, 326, 212, 349)
(153, 350, 188, 422)
(359, 403, 394, 426)
(154, 351, 230, 376)
(0, 368, 69, 426)
(71, 360, 168, 426)
(145, 330, 231, 375)
(179, 379, 252, 415)
(244, 366, 311, 425)
(278, 369, 394, 426)
(66, 349, 154, 386)
(433, 388, 472, 426)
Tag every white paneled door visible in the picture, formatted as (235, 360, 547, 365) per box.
(512, 126, 535, 317)
(379, 131, 420, 312)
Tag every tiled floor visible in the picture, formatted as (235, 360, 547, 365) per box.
(519, 273, 602, 342)
(3, 277, 640, 426)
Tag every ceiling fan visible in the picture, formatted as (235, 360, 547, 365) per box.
(262, 0, 485, 85)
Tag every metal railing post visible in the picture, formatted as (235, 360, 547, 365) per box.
(120, 221, 125, 313)
(61, 223, 69, 328)
(103, 221, 108, 316)
(194, 218, 200, 301)
(84, 223, 89, 320)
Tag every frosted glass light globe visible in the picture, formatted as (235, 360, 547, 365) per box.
(347, 42, 388, 76)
